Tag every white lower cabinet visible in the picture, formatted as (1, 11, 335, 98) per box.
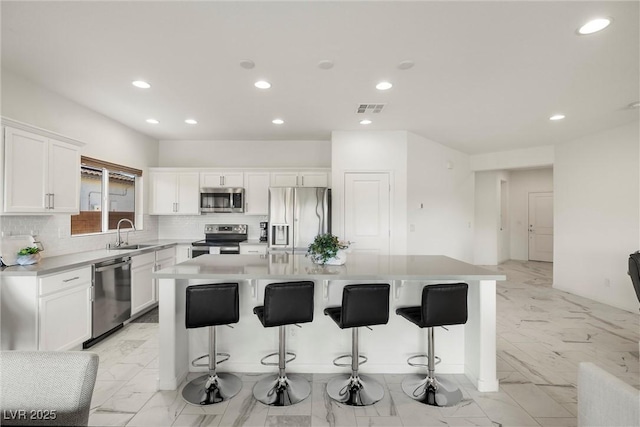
(154, 247, 176, 302)
(240, 244, 267, 255)
(175, 244, 192, 263)
(131, 252, 156, 316)
(39, 284, 91, 351)
(37, 266, 92, 351)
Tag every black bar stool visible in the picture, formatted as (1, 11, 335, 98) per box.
(252, 281, 315, 406)
(324, 283, 390, 406)
(182, 283, 242, 405)
(396, 282, 468, 407)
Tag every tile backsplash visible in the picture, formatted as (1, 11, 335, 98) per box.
(0, 215, 159, 258)
(158, 214, 268, 241)
(0, 213, 268, 259)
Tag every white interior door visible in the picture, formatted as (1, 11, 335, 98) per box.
(344, 173, 390, 255)
(528, 192, 553, 262)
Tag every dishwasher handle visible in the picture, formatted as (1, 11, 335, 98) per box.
(94, 258, 132, 273)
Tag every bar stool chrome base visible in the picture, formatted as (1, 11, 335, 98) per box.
(401, 374, 463, 407)
(253, 374, 311, 406)
(326, 374, 385, 406)
(182, 372, 242, 405)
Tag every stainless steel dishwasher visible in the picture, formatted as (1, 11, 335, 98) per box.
(83, 256, 132, 348)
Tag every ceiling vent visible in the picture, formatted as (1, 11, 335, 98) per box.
(356, 103, 386, 114)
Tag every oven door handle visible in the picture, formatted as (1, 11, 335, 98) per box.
(219, 246, 240, 254)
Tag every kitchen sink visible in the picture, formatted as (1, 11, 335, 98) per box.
(111, 244, 156, 250)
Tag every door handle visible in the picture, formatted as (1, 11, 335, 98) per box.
(50, 193, 54, 209)
(301, 176, 304, 186)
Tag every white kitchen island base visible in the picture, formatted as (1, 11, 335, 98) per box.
(155, 254, 504, 393)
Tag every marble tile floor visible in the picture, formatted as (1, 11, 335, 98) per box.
(85, 260, 639, 427)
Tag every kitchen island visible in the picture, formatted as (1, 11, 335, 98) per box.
(154, 253, 505, 393)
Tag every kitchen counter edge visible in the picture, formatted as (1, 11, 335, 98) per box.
(0, 240, 192, 277)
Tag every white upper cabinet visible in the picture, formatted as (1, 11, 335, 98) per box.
(270, 170, 330, 188)
(244, 172, 270, 215)
(270, 172, 299, 187)
(3, 126, 81, 214)
(298, 171, 329, 187)
(149, 171, 199, 215)
(48, 139, 81, 212)
(201, 172, 243, 188)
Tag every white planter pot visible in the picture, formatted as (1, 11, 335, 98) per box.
(311, 249, 347, 266)
(16, 253, 41, 265)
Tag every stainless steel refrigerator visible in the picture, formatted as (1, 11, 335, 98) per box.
(268, 187, 331, 253)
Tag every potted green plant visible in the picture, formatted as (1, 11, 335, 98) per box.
(306, 233, 350, 265)
(16, 246, 41, 265)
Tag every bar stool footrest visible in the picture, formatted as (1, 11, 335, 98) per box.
(332, 354, 368, 367)
(407, 353, 440, 368)
(192, 352, 231, 368)
(260, 351, 296, 366)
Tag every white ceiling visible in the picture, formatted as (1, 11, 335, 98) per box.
(2, 1, 638, 154)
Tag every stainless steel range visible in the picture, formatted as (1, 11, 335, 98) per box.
(191, 224, 247, 257)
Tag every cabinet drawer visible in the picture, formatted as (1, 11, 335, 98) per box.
(132, 252, 156, 268)
(156, 247, 175, 262)
(240, 245, 267, 255)
(39, 266, 91, 296)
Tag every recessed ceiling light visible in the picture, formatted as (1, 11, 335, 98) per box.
(398, 60, 415, 70)
(549, 114, 565, 121)
(318, 60, 334, 70)
(376, 81, 393, 91)
(146, 118, 159, 124)
(272, 119, 284, 125)
(360, 119, 372, 125)
(132, 80, 151, 89)
(185, 119, 197, 125)
(255, 80, 271, 89)
(577, 18, 612, 35)
(628, 101, 640, 109)
(239, 59, 255, 69)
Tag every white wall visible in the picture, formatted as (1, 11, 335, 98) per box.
(331, 131, 408, 255)
(474, 170, 509, 265)
(159, 140, 330, 167)
(554, 122, 639, 312)
(498, 178, 510, 264)
(508, 168, 554, 260)
(406, 132, 474, 263)
(0, 69, 160, 256)
(471, 145, 554, 171)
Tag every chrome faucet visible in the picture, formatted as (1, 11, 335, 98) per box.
(115, 219, 136, 247)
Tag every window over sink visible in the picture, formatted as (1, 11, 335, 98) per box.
(71, 157, 142, 236)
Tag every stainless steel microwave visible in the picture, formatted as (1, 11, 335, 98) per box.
(200, 188, 244, 213)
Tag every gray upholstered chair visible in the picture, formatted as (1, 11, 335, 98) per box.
(578, 362, 640, 426)
(0, 351, 99, 426)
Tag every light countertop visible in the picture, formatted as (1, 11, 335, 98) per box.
(0, 239, 192, 277)
(153, 253, 506, 281)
